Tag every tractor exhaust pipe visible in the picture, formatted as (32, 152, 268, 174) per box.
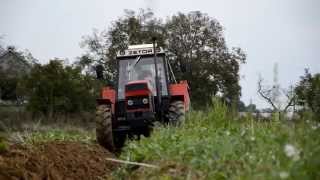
(152, 37, 162, 113)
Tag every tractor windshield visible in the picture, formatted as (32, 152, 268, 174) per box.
(118, 56, 168, 99)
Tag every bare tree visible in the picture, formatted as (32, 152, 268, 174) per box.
(282, 86, 297, 112)
(257, 77, 278, 111)
(258, 76, 296, 114)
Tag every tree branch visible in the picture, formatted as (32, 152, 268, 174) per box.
(283, 88, 296, 112)
(257, 78, 278, 111)
(283, 96, 295, 112)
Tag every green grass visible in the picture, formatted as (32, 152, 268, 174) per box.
(117, 101, 320, 180)
(24, 128, 95, 144)
(0, 136, 8, 153)
(5, 123, 95, 145)
(2, 101, 319, 179)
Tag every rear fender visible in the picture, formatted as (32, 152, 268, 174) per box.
(169, 81, 190, 111)
(97, 86, 116, 114)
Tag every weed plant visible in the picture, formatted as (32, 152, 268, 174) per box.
(3, 121, 95, 145)
(118, 100, 320, 179)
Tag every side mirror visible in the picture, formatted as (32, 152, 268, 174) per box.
(95, 65, 104, 80)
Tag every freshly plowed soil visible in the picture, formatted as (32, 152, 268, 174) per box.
(0, 141, 117, 180)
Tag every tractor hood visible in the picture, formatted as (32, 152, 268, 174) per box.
(125, 80, 153, 97)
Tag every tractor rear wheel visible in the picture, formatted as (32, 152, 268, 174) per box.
(168, 101, 185, 125)
(95, 104, 115, 152)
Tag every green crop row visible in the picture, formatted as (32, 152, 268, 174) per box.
(117, 101, 320, 180)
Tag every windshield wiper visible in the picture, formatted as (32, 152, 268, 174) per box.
(132, 56, 141, 68)
(128, 56, 141, 80)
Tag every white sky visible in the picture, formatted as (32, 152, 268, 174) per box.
(1, 0, 319, 108)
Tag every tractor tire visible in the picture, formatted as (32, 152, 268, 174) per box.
(168, 101, 185, 125)
(95, 104, 115, 152)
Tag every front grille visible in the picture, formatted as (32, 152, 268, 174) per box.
(126, 96, 149, 110)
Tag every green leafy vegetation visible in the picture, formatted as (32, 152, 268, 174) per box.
(0, 136, 8, 153)
(23, 59, 102, 116)
(24, 129, 95, 144)
(117, 101, 320, 179)
(4, 121, 95, 145)
(295, 70, 320, 120)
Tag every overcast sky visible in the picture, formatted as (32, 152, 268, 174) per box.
(1, 0, 319, 108)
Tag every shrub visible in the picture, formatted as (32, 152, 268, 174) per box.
(23, 59, 102, 117)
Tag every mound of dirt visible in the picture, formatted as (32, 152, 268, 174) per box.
(0, 141, 117, 180)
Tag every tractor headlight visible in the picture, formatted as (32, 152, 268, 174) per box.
(142, 98, 149, 104)
(127, 100, 134, 106)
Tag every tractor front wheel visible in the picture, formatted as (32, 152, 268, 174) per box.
(168, 101, 185, 125)
(95, 104, 115, 152)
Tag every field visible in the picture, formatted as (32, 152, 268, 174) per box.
(0, 102, 319, 179)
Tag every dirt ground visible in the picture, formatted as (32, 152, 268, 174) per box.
(0, 141, 117, 180)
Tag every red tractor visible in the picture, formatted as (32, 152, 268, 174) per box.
(96, 42, 190, 152)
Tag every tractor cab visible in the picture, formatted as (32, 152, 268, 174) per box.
(116, 44, 169, 121)
(117, 46, 168, 99)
